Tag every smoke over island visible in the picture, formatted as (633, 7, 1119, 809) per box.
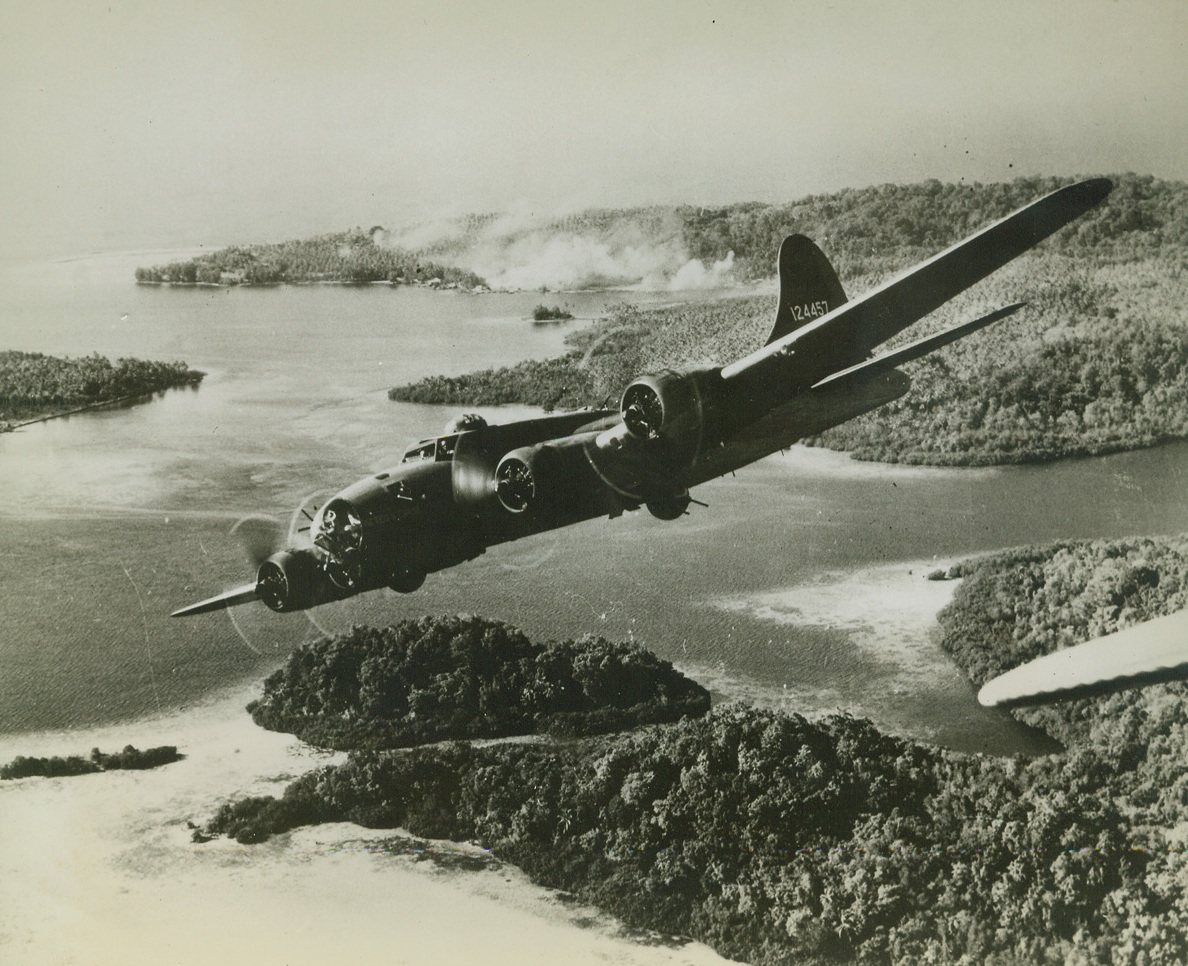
(386, 207, 739, 292)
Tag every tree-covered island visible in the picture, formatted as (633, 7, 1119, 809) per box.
(936, 533, 1188, 749)
(247, 615, 710, 750)
(532, 303, 575, 322)
(0, 351, 204, 431)
(203, 532, 1188, 965)
(1, 744, 182, 779)
(389, 173, 1188, 465)
(135, 227, 486, 289)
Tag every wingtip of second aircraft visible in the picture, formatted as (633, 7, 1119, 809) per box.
(1077, 176, 1114, 203)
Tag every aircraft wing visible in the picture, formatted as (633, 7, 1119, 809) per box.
(721, 179, 1112, 383)
(977, 608, 1188, 708)
(171, 583, 259, 617)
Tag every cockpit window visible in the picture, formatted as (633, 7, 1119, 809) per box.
(401, 434, 460, 463)
(402, 440, 437, 463)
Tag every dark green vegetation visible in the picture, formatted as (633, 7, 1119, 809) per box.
(247, 616, 709, 750)
(673, 173, 1184, 279)
(390, 174, 1188, 463)
(135, 228, 485, 289)
(388, 351, 596, 411)
(1, 745, 181, 779)
(938, 533, 1188, 752)
(805, 278, 1188, 464)
(388, 299, 754, 412)
(532, 304, 574, 322)
(208, 703, 1187, 964)
(0, 351, 203, 428)
(408, 176, 1176, 283)
(208, 534, 1188, 964)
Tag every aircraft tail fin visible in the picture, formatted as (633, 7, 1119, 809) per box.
(765, 235, 848, 346)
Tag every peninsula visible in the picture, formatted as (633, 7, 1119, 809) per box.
(247, 615, 710, 750)
(135, 227, 486, 290)
(0, 351, 204, 432)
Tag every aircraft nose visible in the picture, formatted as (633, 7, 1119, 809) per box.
(314, 497, 364, 589)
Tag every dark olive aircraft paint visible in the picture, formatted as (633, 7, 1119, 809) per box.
(174, 180, 1112, 618)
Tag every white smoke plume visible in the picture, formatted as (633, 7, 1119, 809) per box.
(382, 208, 738, 292)
(472, 231, 686, 291)
(667, 251, 736, 290)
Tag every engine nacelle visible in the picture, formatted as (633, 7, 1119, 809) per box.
(494, 445, 558, 514)
(617, 365, 708, 451)
(255, 549, 320, 612)
(616, 368, 725, 472)
(492, 437, 614, 523)
(620, 370, 700, 441)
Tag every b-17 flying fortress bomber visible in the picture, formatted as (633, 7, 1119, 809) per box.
(174, 179, 1112, 619)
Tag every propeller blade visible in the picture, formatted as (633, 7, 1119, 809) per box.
(171, 583, 259, 618)
(231, 515, 285, 567)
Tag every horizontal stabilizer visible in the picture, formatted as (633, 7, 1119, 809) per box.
(171, 583, 259, 617)
(977, 608, 1188, 708)
(723, 178, 1112, 382)
(813, 302, 1025, 389)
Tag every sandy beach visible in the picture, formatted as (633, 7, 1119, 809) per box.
(0, 686, 727, 966)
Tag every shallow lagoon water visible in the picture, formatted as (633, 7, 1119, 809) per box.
(1, 251, 1186, 753)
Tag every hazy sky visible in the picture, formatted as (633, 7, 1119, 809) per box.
(2, 0, 1186, 255)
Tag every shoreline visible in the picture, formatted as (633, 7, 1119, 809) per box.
(713, 557, 968, 683)
(702, 555, 1065, 756)
(0, 551, 1050, 963)
(0, 557, 968, 964)
(2, 393, 160, 432)
(0, 685, 728, 966)
(135, 277, 483, 292)
(1, 374, 204, 434)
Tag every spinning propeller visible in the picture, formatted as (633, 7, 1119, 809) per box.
(231, 515, 285, 567)
(170, 497, 323, 617)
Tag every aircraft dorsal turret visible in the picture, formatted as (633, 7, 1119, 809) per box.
(765, 234, 847, 346)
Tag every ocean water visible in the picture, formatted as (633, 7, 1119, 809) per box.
(1, 250, 1186, 753)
